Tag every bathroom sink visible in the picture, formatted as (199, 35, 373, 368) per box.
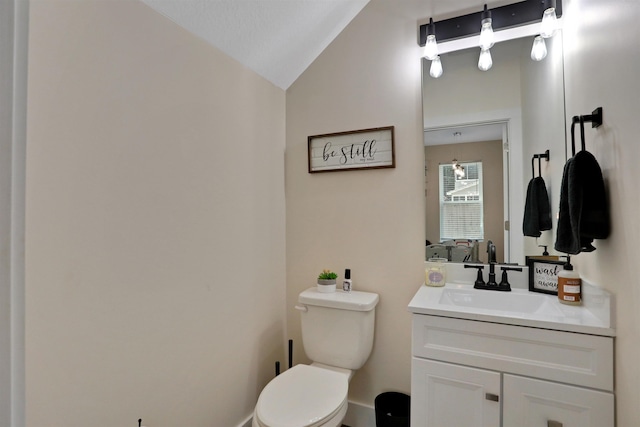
(426, 284, 569, 320)
(408, 272, 614, 336)
(439, 287, 548, 314)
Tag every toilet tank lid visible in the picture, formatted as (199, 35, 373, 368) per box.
(299, 288, 379, 311)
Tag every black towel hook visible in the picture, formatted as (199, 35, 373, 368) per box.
(531, 150, 550, 178)
(571, 107, 603, 155)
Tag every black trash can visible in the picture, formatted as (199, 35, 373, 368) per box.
(375, 392, 410, 427)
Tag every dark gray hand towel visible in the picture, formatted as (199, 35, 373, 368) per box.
(523, 176, 552, 237)
(555, 151, 610, 254)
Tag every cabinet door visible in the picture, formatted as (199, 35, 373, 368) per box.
(411, 358, 501, 427)
(503, 374, 614, 427)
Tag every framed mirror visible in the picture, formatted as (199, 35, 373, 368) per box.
(423, 33, 567, 265)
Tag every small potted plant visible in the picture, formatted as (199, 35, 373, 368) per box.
(317, 269, 338, 293)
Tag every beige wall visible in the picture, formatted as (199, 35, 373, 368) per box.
(425, 140, 504, 262)
(25, 1, 286, 426)
(285, 1, 424, 404)
(562, 0, 640, 425)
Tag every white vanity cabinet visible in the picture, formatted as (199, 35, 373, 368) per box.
(410, 314, 615, 427)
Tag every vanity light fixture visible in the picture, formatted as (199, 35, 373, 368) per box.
(530, 35, 547, 61)
(423, 18, 438, 60)
(419, 0, 562, 74)
(430, 56, 443, 78)
(479, 4, 494, 50)
(478, 48, 493, 71)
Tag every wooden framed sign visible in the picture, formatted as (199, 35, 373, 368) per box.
(308, 126, 395, 173)
(526, 256, 564, 295)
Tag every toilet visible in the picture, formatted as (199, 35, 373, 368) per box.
(252, 287, 379, 427)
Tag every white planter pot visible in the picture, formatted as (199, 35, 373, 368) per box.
(317, 280, 337, 293)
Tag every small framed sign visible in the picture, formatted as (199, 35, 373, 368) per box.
(526, 256, 564, 295)
(308, 126, 395, 173)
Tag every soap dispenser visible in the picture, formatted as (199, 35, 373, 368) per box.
(557, 256, 582, 305)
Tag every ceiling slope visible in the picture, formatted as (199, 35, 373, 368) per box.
(141, 0, 370, 90)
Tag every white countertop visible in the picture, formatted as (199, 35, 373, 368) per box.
(408, 282, 615, 337)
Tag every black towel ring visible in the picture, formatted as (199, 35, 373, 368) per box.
(571, 107, 603, 156)
(531, 150, 550, 178)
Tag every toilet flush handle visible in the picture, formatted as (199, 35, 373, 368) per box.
(294, 305, 308, 312)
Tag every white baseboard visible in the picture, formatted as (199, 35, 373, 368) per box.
(342, 400, 376, 427)
(241, 400, 376, 427)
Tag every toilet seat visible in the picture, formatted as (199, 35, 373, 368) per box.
(255, 364, 348, 427)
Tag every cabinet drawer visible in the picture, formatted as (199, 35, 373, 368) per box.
(503, 374, 614, 427)
(412, 315, 613, 391)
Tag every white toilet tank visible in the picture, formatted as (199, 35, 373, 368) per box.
(297, 288, 379, 370)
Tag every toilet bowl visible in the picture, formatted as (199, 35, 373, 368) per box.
(252, 364, 349, 427)
(252, 288, 379, 427)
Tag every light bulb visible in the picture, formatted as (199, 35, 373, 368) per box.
(478, 48, 492, 71)
(430, 56, 443, 78)
(479, 5, 494, 50)
(423, 18, 438, 60)
(540, 7, 557, 38)
(479, 18, 494, 49)
(424, 34, 438, 60)
(531, 36, 547, 61)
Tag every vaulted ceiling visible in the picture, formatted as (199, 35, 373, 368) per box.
(141, 0, 507, 90)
